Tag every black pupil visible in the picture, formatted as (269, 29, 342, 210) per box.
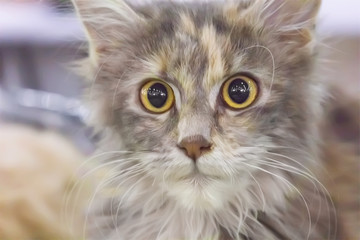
(228, 79, 250, 104)
(147, 83, 168, 108)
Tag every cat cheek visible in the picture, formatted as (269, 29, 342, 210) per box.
(216, 111, 256, 136)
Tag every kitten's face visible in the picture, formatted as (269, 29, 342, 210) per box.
(75, 0, 321, 211)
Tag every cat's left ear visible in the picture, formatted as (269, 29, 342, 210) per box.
(263, 0, 321, 27)
(72, 0, 144, 64)
(251, 0, 321, 48)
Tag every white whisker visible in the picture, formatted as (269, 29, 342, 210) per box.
(241, 162, 313, 239)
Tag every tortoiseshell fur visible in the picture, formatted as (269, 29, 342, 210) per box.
(72, 0, 343, 239)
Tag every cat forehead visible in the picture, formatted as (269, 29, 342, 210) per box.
(136, 2, 258, 93)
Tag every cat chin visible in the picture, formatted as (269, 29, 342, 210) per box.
(165, 177, 239, 212)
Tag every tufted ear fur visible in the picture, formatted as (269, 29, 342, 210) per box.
(260, 0, 321, 29)
(265, 0, 321, 47)
(244, 0, 321, 49)
(71, 0, 145, 128)
(72, 0, 144, 64)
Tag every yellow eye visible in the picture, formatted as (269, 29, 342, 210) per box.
(222, 75, 258, 109)
(140, 79, 175, 113)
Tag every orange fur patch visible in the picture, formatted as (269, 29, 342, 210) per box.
(201, 25, 225, 90)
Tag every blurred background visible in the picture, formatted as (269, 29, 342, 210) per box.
(0, 0, 91, 152)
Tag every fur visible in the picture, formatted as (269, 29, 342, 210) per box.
(72, 0, 341, 239)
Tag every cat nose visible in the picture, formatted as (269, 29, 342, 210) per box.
(178, 135, 212, 161)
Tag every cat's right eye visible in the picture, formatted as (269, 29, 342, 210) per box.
(140, 79, 175, 113)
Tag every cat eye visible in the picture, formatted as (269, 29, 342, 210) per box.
(140, 79, 175, 113)
(221, 75, 258, 109)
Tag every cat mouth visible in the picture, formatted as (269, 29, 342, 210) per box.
(176, 167, 223, 181)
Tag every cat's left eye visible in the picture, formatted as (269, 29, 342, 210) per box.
(221, 75, 258, 110)
(140, 79, 175, 113)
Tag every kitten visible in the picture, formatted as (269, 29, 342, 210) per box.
(72, 0, 340, 239)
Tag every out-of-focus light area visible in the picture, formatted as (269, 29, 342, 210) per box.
(0, 0, 92, 153)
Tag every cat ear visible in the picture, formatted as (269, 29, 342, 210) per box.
(262, 0, 321, 29)
(252, 0, 321, 47)
(72, 0, 144, 63)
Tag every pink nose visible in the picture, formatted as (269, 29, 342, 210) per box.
(178, 135, 212, 161)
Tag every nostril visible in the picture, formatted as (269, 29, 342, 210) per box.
(177, 145, 187, 152)
(176, 144, 191, 158)
(200, 144, 212, 152)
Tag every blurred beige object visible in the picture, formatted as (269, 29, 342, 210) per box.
(321, 96, 360, 240)
(0, 124, 91, 240)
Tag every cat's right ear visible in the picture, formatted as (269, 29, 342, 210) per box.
(72, 0, 144, 64)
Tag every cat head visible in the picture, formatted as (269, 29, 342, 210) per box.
(73, 0, 323, 211)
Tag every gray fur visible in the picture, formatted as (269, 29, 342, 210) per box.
(72, 0, 338, 239)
